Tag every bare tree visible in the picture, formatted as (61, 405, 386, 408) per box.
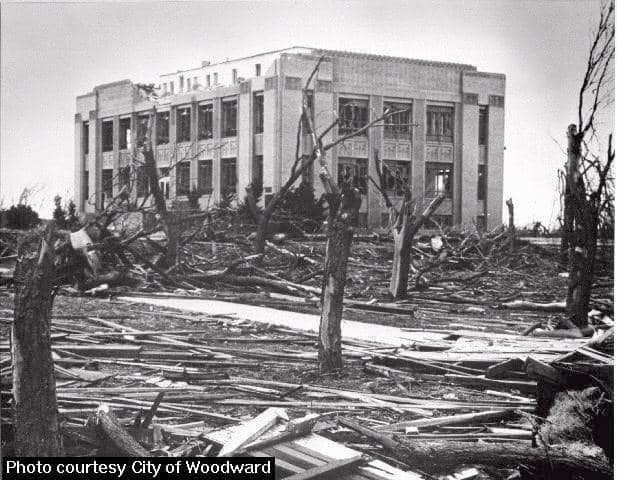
(371, 152, 445, 299)
(563, 0, 614, 330)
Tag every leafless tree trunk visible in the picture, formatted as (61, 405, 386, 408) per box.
(12, 225, 60, 456)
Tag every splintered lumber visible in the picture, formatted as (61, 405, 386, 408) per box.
(380, 409, 517, 432)
(339, 418, 613, 479)
(95, 405, 150, 457)
(500, 300, 566, 312)
(485, 358, 525, 379)
(524, 357, 566, 385)
(443, 374, 537, 394)
(52, 344, 142, 358)
(283, 456, 365, 480)
(218, 408, 288, 457)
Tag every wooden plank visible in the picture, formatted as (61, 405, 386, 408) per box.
(380, 409, 518, 431)
(283, 456, 365, 480)
(271, 443, 326, 468)
(218, 408, 288, 457)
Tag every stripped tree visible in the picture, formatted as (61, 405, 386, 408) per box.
(563, 0, 614, 330)
(371, 151, 445, 299)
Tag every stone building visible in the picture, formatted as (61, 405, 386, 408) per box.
(75, 46, 505, 229)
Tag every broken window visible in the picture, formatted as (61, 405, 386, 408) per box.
(339, 98, 369, 135)
(206, 74, 211, 88)
(198, 160, 213, 194)
(102, 120, 114, 152)
(384, 102, 412, 140)
(232, 69, 238, 84)
(198, 104, 213, 140)
(338, 158, 368, 195)
(382, 161, 410, 196)
(83, 171, 89, 201)
(136, 115, 149, 147)
(102, 169, 113, 202)
(118, 117, 131, 150)
(254, 93, 264, 134)
(83, 122, 89, 154)
(136, 166, 149, 197)
(221, 99, 238, 137)
(253, 155, 263, 190)
(255, 63, 261, 77)
(477, 164, 487, 201)
(156, 111, 170, 145)
(425, 162, 452, 198)
(177, 107, 191, 143)
(426, 105, 454, 143)
(301, 91, 314, 134)
(176, 161, 191, 195)
(479, 106, 488, 145)
(221, 158, 237, 195)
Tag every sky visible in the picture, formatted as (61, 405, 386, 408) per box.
(0, 0, 613, 225)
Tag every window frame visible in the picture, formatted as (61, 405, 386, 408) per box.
(176, 107, 191, 143)
(383, 102, 412, 140)
(337, 157, 368, 195)
(221, 99, 238, 138)
(102, 120, 114, 152)
(425, 162, 453, 198)
(338, 98, 369, 136)
(197, 159, 213, 194)
(253, 93, 264, 134)
(426, 105, 454, 143)
(478, 105, 488, 146)
(156, 111, 170, 145)
(221, 158, 237, 195)
(176, 161, 191, 196)
(382, 160, 411, 197)
(198, 103, 214, 140)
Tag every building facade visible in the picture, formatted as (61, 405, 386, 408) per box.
(75, 47, 505, 229)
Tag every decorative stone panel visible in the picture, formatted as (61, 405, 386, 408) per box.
(198, 141, 216, 159)
(285, 76, 302, 90)
(102, 151, 114, 168)
(240, 81, 251, 94)
(489, 95, 505, 108)
(338, 138, 369, 158)
(425, 144, 454, 163)
(156, 146, 170, 166)
(119, 151, 131, 166)
(253, 134, 263, 156)
(265, 77, 277, 91)
(383, 140, 412, 160)
(316, 80, 332, 93)
(221, 137, 238, 158)
(464, 93, 478, 105)
(176, 144, 191, 162)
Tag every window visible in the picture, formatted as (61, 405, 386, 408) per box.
(222, 158, 237, 195)
(83, 122, 89, 154)
(136, 166, 149, 197)
(476, 215, 487, 231)
(221, 99, 238, 137)
(213, 73, 218, 85)
(118, 117, 130, 150)
(254, 93, 264, 134)
(159, 167, 170, 199)
(206, 74, 211, 88)
(170, 81, 175, 94)
(384, 102, 412, 140)
(83, 171, 89, 201)
(187, 78, 191, 90)
(177, 107, 191, 143)
(477, 164, 487, 201)
(338, 158, 368, 195)
(119, 166, 130, 189)
(232, 69, 238, 84)
(479, 106, 488, 145)
(255, 63, 261, 77)
(301, 91, 314, 134)
(102, 169, 113, 202)
(179, 75, 184, 92)
(198, 160, 213, 194)
(339, 99, 368, 135)
(198, 104, 213, 140)
(102, 120, 114, 152)
(301, 155, 313, 186)
(253, 155, 263, 189)
(425, 163, 452, 198)
(136, 115, 149, 147)
(426, 105, 454, 143)
(382, 161, 410, 196)
(176, 161, 190, 195)
(156, 111, 170, 145)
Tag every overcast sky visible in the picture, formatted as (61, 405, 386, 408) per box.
(0, 0, 613, 225)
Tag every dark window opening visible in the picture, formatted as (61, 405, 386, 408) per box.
(170, 81, 175, 94)
(222, 99, 238, 137)
(102, 169, 113, 202)
(198, 160, 213, 194)
(187, 78, 191, 91)
(179, 75, 184, 92)
(176, 161, 191, 196)
(136, 166, 149, 197)
(119, 117, 131, 150)
(254, 94, 264, 134)
(213, 73, 218, 85)
(232, 69, 238, 84)
(338, 99, 369, 135)
(477, 164, 487, 201)
(156, 111, 170, 145)
(384, 102, 412, 140)
(382, 161, 410, 196)
(83, 171, 89, 201)
(136, 115, 149, 147)
(102, 120, 114, 152)
(83, 122, 89, 154)
(425, 162, 452, 198)
(255, 64, 261, 77)
(426, 105, 454, 143)
(479, 106, 488, 145)
(301, 91, 314, 134)
(206, 74, 211, 87)
(338, 158, 368, 195)
(198, 104, 213, 140)
(221, 158, 237, 195)
(253, 155, 263, 190)
(301, 155, 313, 186)
(177, 107, 191, 143)
(119, 166, 130, 190)
(476, 215, 487, 231)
